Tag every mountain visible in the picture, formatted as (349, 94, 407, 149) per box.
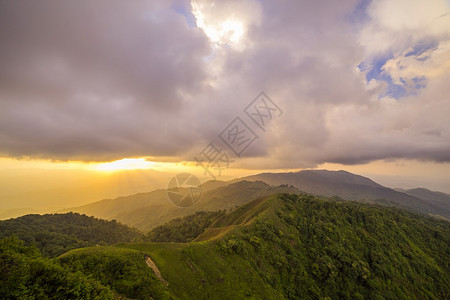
(56, 193, 450, 299)
(62, 180, 301, 231)
(238, 170, 450, 219)
(397, 188, 450, 215)
(0, 212, 143, 257)
(61, 170, 450, 232)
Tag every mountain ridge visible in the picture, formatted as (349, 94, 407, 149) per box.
(56, 170, 450, 231)
(57, 193, 450, 299)
(238, 169, 450, 219)
(60, 180, 301, 231)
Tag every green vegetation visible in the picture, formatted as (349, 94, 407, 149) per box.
(60, 194, 450, 299)
(58, 246, 171, 300)
(114, 242, 284, 299)
(0, 236, 113, 299)
(146, 210, 226, 242)
(1, 193, 449, 299)
(0, 212, 143, 257)
(212, 193, 450, 299)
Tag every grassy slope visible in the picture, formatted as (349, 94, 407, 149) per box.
(58, 193, 450, 299)
(58, 245, 172, 299)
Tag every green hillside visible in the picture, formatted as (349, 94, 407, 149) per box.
(0, 212, 143, 257)
(146, 210, 227, 243)
(58, 246, 172, 299)
(0, 236, 114, 299)
(57, 194, 450, 299)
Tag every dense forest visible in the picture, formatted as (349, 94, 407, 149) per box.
(146, 210, 226, 242)
(0, 212, 142, 257)
(58, 246, 172, 299)
(1, 194, 449, 299)
(212, 194, 450, 298)
(137, 193, 450, 298)
(0, 236, 114, 299)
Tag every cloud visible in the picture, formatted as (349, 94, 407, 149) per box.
(0, 0, 211, 160)
(359, 0, 450, 57)
(0, 0, 449, 171)
(382, 40, 450, 87)
(191, 0, 262, 48)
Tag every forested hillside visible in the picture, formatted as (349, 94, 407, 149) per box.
(58, 194, 450, 299)
(0, 212, 143, 257)
(0, 236, 114, 299)
(146, 210, 226, 242)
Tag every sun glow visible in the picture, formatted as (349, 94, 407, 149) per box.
(203, 19, 244, 45)
(93, 158, 156, 171)
(192, 3, 244, 46)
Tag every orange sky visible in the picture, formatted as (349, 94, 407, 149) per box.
(1, 156, 449, 218)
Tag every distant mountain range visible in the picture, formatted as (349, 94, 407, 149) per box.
(396, 187, 450, 211)
(60, 170, 450, 231)
(239, 170, 450, 219)
(60, 180, 301, 231)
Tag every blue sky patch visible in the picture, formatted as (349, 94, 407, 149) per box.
(358, 41, 434, 99)
(347, 0, 371, 24)
(405, 40, 438, 57)
(171, 2, 197, 28)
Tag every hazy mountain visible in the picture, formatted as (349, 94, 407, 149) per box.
(62, 180, 301, 231)
(397, 187, 450, 203)
(238, 170, 450, 219)
(61, 170, 450, 231)
(396, 188, 450, 216)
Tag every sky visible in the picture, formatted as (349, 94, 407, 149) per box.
(1, 0, 450, 211)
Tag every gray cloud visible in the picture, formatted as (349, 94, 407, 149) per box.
(0, 0, 449, 168)
(0, 0, 210, 160)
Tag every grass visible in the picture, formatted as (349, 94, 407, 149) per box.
(115, 241, 282, 299)
(58, 244, 173, 299)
